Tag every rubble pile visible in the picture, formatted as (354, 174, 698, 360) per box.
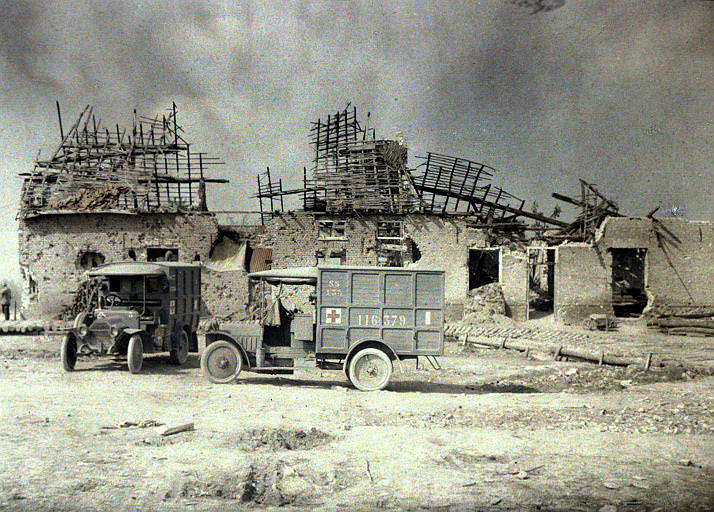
(462, 283, 512, 325)
(232, 427, 334, 452)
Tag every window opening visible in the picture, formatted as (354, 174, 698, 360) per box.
(147, 248, 179, 262)
(377, 221, 403, 241)
(468, 249, 500, 290)
(317, 220, 347, 240)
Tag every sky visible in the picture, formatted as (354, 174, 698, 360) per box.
(1, 0, 713, 281)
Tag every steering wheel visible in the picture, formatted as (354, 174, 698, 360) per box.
(104, 294, 123, 307)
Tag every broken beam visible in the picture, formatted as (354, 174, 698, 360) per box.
(552, 192, 621, 216)
(417, 184, 569, 227)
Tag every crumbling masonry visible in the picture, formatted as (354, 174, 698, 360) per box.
(17, 103, 714, 332)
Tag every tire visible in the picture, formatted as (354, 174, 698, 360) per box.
(61, 332, 77, 371)
(348, 348, 393, 391)
(127, 335, 143, 374)
(170, 329, 190, 365)
(201, 340, 243, 384)
(582, 318, 596, 331)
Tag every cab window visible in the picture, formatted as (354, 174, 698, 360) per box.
(146, 277, 163, 293)
(109, 277, 122, 293)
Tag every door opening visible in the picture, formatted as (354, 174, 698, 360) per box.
(527, 247, 555, 319)
(610, 248, 647, 317)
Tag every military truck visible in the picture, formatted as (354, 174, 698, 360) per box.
(201, 266, 444, 391)
(62, 261, 201, 374)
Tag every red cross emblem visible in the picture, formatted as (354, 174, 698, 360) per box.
(325, 308, 342, 324)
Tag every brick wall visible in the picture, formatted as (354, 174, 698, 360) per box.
(17, 212, 243, 318)
(554, 243, 614, 324)
(261, 213, 528, 316)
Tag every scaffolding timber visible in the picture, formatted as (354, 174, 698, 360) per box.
(551, 179, 621, 241)
(19, 102, 228, 218)
(254, 103, 571, 232)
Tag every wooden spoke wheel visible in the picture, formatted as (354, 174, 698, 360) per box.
(61, 332, 77, 371)
(201, 341, 243, 384)
(348, 348, 393, 391)
(170, 329, 190, 365)
(127, 335, 143, 374)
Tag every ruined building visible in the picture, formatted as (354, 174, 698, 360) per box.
(17, 103, 714, 331)
(255, 105, 714, 327)
(17, 104, 246, 318)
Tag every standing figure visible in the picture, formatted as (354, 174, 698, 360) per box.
(0, 282, 11, 321)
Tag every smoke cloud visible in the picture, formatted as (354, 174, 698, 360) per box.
(1, 0, 713, 275)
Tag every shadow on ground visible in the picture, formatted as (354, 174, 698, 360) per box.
(72, 354, 200, 375)
(235, 376, 540, 394)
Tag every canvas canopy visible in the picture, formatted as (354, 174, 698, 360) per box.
(247, 267, 318, 285)
(88, 262, 169, 277)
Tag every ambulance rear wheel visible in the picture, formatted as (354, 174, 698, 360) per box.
(61, 332, 77, 371)
(170, 329, 189, 365)
(348, 348, 392, 391)
(201, 341, 243, 384)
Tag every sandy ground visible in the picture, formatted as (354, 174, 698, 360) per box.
(0, 334, 713, 512)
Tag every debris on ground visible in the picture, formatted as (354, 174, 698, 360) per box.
(176, 459, 356, 506)
(157, 423, 195, 437)
(101, 419, 164, 430)
(232, 427, 334, 451)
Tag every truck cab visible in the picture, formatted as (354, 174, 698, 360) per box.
(201, 265, 444, 391)
(62, 261, 201, 374)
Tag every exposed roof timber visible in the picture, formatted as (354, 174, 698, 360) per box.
(552, 192, 621, 217)
(417, 184, 569, 227)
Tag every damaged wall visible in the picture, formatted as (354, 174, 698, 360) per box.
(261, 212, 527, 319)
(597, 217, 714, 318)
(501, 248, 529, 321)
(554, 243, 613, 324)
(554, 217, 714, 324)
(18, 212, 247, 319)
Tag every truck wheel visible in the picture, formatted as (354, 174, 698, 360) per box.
(169, 330, 189, 365)
(61, 332, 77, 371)
(201, 341, 242, 384)
(348, 348, 392, 391)
(127, 335, 143, 374)
(582, 318, 596, 331)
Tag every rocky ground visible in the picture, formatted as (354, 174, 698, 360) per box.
(0, 332, 713, 511)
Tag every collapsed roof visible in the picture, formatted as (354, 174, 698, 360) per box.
(19, 103, 228, 218)
(255, 104, 567, 233)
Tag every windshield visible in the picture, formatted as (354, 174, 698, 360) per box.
(100, 275, 167, 313)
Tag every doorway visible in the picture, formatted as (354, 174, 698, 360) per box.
(527, 247, 555, 319)
(610, 248, 647, 317)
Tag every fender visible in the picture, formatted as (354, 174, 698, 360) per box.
(123, 328, 144, 336)
(72, 312, 89, 330)
(205, 330, 251, 369)
(343, 339, 404, 374)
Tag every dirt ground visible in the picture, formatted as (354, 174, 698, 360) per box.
(1, 333, 713, 512)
